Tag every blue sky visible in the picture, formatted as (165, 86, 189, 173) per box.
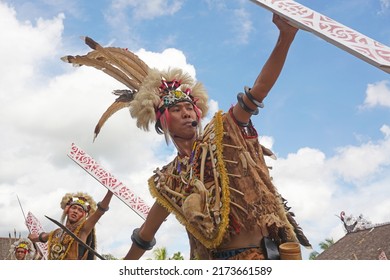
(1, 0, 390, 261)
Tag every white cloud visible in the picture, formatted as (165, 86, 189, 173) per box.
(106, 0, 183, 23)
(1, 1, 390, 261)
(205, 0, 254, 45)
(361, 80, 390, 108)
(0, 1, 192, 259)
(269, 127, 390, 255)
(137, 48, 196, 78)
(231, 8, 253, 44)
(380, 0, 390, 12)
(329, 135, 390, 183)
(102, 0, 183, 46)
(0, 3, 64, 94)
(204, 0, 227, 11)
(381, 124, 390, 137)
(259, 135, 274, 150)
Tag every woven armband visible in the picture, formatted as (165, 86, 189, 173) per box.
(244, 86, 264, 108)
(131, 228, 156, 250)
(237, 92, 259, 115)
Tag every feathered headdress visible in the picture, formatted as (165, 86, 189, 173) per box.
(60, 191, 97, 223)
(61, 37, 209, 141)
(9, 238, 36, 259)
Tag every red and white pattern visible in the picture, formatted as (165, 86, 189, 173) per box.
(68, 143, 150, 220)
(26, 212, 48, 259)
(378, 250, 388, 260)
(250, 0, 390, 73)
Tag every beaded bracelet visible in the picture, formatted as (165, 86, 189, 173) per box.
(131, 228, 156, 250)
(97, 202, 109, 212)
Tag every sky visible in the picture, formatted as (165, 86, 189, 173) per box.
(0, 0, 389, 261)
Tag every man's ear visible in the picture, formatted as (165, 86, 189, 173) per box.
(64, 205, 70, 214)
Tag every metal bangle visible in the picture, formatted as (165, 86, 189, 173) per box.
(38, 232, 46, 243)
(244, 86, 264, 108)
(131, 228, 156, 250)
(237, 92, 259, 115)
(97, 202, 109, 212)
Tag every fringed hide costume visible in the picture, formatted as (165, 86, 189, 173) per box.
(48, 223, 97, 260)
(149, 109, 306, 259)
(62, 37, 311, 260)
(47, 192, 97, 260)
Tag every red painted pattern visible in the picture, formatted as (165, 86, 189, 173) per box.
(26, 212, 49, 259)
(68, 143, 150, 219)
(252, 0, 390, 71)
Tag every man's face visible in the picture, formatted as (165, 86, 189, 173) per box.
(167, 102, 197, 140)
(67, 204, 86, 223)
(15, 248, 27, 260)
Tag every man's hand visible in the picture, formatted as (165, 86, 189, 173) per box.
(273, 13, 298, 37)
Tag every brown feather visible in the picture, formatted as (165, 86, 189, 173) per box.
(261, 145, 277, 160)
(82, 47, 147, 84)
(93, 90, 135, 141)
(105, 48, 148, 83)
(82, 36, 149, 84)
(62, 37, 151, 139)
(108, 47, 149, 76)
(61, 54, 140, 90)
(83, 36, 100, 50)
(279, 195, 312, 248)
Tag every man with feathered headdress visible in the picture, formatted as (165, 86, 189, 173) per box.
(28, 190, 113, 260)
(9, 238, 36, 260)
(62, 14, 311, 260)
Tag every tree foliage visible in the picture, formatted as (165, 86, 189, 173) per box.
(148, 247, 184, 260)
(309, 237, 335, 260)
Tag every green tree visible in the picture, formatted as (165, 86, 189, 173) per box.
(319, 238, 334, 250)
(102, 253, 118, 260)
(153, 247, 168, 260)
(169, 251, 184, 260)
(309, 251, 319, 260)
(309, 237, 335, 260)
(148, 247, 185, 260)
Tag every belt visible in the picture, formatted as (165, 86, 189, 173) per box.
(212, 247, 256, 260)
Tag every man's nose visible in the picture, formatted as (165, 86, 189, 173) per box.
(182, 109, 191, 118)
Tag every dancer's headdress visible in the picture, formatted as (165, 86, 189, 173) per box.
(9, 238, 36, 259)
(60, 192, 97, 223)
(62, 37, 209, 142)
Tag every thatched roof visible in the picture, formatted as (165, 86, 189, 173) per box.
(316, 223, 390, 260)
(0, 237, 19, 260)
